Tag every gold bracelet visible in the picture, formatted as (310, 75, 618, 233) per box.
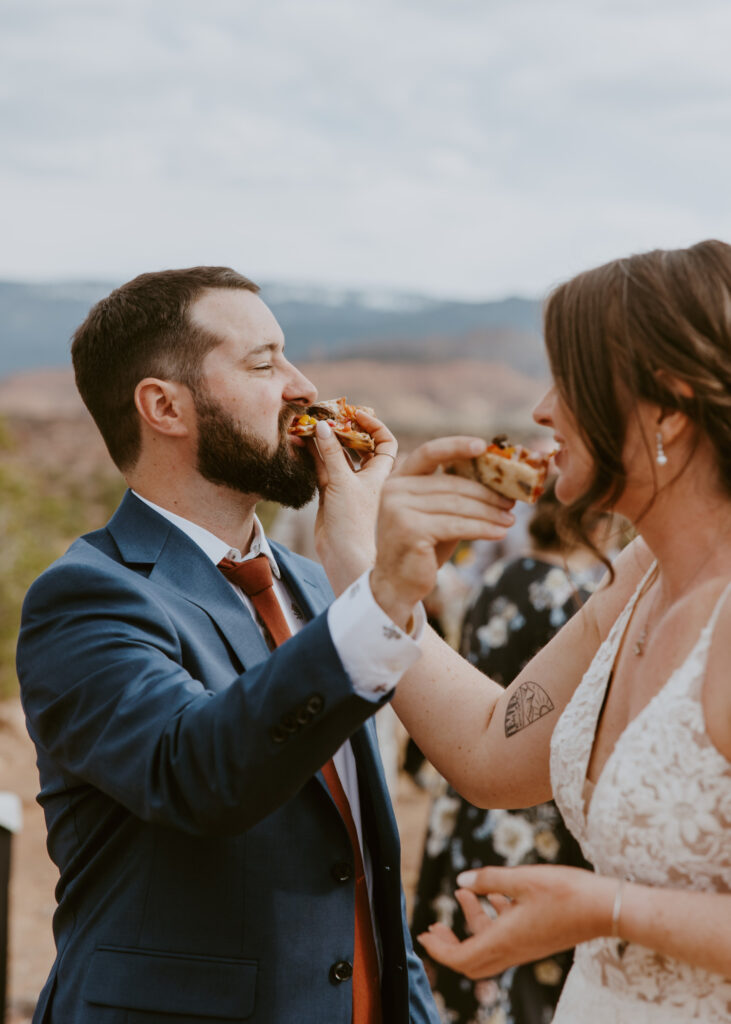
(611, 879, 625, 938)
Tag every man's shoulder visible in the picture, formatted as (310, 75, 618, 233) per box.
(22, 526, 146, 618)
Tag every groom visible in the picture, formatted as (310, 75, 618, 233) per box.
(16, 267, 442, 1023)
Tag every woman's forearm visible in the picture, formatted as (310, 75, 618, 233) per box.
(618, 880, 731, 976)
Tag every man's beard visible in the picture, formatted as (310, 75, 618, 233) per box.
(191, 387, 318, 509)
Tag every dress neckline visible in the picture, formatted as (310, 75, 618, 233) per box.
(582, 567, 731, 823)
(580, 561, 654, 820)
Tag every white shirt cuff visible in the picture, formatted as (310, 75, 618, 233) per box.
(0, 792, 22, 833)
(327, 571, 425, 701)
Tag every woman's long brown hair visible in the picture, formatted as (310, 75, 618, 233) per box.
(543, 239, 731, 574)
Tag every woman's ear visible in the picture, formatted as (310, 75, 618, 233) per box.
(656, 376, 695, 446)
(134, 378, 193, 439)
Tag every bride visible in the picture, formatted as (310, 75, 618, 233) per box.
(318, 239, 731, 1022)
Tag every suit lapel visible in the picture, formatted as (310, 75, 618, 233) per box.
(351, 720, 400, 859)
(269, 541, 332, 620)
(107, 492, 270, 668)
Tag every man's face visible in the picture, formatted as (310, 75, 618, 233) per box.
(188, 289, 319, 507)
(191, 384, 319, 508)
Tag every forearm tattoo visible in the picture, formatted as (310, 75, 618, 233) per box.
(504, 681, 555, 737)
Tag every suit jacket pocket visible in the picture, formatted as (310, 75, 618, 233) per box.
(83, 945, 257, 1019)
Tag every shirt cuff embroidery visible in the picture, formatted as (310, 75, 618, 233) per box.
(328, 571, 425, 701)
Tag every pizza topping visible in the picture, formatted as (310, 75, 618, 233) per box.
(446, 435, 555, 504)
(287, 397, 376, 452)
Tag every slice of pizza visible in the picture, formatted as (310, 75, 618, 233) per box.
(289, 397, 376, 452)
(446, 435, 554, 503)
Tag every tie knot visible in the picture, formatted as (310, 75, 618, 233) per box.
(218, 554, 274, 597)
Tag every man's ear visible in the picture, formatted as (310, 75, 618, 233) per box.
(134, 378, 193, 439)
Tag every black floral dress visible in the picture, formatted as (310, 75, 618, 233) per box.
(411, 556, 597, 1024)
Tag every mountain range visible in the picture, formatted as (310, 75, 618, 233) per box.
(0, 279, 547, 379)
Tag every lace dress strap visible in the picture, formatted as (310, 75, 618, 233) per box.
(705, 579, 731, 633)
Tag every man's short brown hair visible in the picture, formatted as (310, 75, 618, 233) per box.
(71, 267, 259, 470)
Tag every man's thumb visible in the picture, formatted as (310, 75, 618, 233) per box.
(314, 419, 350, 475)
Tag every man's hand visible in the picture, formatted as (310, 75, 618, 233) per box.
(310, 409, 398, 593)
(369, 437, 515, 629)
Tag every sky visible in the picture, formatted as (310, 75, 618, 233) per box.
(2, 0, 730, 300)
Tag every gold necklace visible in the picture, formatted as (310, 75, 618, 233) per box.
(632, 527, 731, 656)
(630, 562, 660, 658)
(633, 615, 652, 656)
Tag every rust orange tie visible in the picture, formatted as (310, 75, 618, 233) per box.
(217, 554, 382, 1023)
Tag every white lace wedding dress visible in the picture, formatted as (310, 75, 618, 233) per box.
(550, 569, 731, 1022)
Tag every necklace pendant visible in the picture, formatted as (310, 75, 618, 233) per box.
(633, 625, 648, 656)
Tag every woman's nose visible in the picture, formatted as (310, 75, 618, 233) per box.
(532, 386, 556, 427)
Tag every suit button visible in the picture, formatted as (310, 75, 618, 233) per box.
(329, 960, 353, 984)
(281, 712, 298, 733)
(331, 861, 353, 883)
(269, 725, 287, 744)
(306, 694, 324, 715)
(296, 706, 312, 726)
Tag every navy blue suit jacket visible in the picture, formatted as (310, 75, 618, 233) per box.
(17, 492, 438, 1024)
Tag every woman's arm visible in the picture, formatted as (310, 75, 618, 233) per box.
(386, 535, 652, 810)
(417, 863, 731, 978)
(314, 430, 653, 807)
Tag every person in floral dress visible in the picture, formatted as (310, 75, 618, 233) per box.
(411, 485, 605, 1024)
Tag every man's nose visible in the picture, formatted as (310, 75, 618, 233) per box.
(283, 364, 318, 406)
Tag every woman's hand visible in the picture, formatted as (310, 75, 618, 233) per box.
(369, 437, 515, 629)
(417, 864, 614, 979)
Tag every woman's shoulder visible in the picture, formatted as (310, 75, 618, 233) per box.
(584, 536, 655, 639)
(696, 575, 731, 761)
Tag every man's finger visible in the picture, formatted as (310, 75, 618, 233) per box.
(310, 420, 357, 481)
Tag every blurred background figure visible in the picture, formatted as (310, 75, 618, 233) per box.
(410, 482, 613, 1024)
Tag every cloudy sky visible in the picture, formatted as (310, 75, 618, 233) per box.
(2, 0, 730, 299)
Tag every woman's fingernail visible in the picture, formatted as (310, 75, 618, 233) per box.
(315, 420, 332, 438)
(469, 439, 485, 455)
(457, 870, 477, 887)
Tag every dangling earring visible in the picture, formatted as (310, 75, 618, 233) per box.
(655, 432, 668, 466)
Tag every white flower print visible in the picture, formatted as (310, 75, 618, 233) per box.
(491, 811, 535, 866)
(529, 567, 575, 611)
(482, 560, 507, 587)
(477, 617, 508, 649)
(534, 829, 560, 861)
(431, 892, 457, 927)
(473, 979, 501, 1007)
(549, 606, 567, 628)
(426, 794, 462, 858)
(432, 990, 459, 1023)
(533, 958, 563, 985)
